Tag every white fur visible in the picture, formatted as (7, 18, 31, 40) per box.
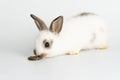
(35, 14, 108, 57)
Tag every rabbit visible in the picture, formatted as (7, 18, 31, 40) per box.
(28, 12, 108, 60)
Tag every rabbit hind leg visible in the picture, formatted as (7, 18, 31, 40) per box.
(97, 44, 108, 50)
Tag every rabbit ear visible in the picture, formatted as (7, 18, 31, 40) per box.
(49, 16, 63, 34)
(30, 14, 48, 30)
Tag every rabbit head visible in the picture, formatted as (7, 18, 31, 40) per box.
(31, 14, 63, 58)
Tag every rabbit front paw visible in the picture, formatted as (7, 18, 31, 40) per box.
(66, 51, 79, 55)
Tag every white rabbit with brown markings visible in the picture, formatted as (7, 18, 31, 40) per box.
(28, 12, 108, 60)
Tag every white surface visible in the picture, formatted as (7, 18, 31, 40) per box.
(0, 0, 120, 80)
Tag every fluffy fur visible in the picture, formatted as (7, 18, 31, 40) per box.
(32, 13, 108, 57)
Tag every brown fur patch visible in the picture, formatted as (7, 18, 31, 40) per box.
(28, 53, 47, 61)
(80, 12, 95, 16)
(75, 12, 95, 17)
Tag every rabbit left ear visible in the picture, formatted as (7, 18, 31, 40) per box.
(30, 14, 48, 30)
(49, 16, 63, 34)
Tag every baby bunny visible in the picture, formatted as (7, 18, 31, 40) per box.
(28, 12, 108, 60)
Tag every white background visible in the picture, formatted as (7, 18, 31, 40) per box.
(0, 0, 120, 80)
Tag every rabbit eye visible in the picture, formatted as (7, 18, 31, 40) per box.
(43, 39, 53, 49)
(45, 42, 50, 48)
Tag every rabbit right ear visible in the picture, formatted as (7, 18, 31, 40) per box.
(30, 14, 48, 30)
(49, 16, 63, 34)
